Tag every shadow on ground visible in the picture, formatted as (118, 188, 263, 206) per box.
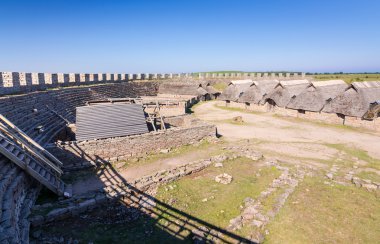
(32, 144, 256, 243)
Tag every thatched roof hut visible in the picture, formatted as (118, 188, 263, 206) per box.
(158, 82, 209, 98)
(322, 81, 380, 118)
(200, 81, 221, 96)
(238, 80, 279, 104)
(218, 80, 253, 102)
(364, 101, 380, 119)
(264, 80, 310, 107)
(286, 80, 348, 112)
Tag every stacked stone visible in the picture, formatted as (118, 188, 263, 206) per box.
(0, 156, 41, 243)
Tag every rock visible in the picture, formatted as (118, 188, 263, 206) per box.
(160, 149, 170, 154)
(214, 163, 223, 168)
(212, 155, 227, 163)
(201, 198, 208, 202)
(362, 179, 372, 184)
(215, 173, 233, 184)
(260, 191, 271, 198)
(32, 230, 42, 238)
(244, 151, 263, 161)
(192, 226, 209, 242)
(254, 212, 268, 222)
(252, 219, 263, 228)
(232, 116, 243, 123)
(344, 174, 353, 181)
(362, 184, 377, 192)
(228, 216, 242, 230)
(352, 177, 362, 187)
(326, 173, 334, 180)
(244, 197, 254, 206)
(30, 215, 44, 227)
(242, 206, 258, 220)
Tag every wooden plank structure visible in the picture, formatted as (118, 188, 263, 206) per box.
(0, 114, 70, 197)
(76, 103, 149, 141)
(83, 97, 167, 133)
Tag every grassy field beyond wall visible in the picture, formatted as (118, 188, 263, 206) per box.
(313, 73, 380, 84)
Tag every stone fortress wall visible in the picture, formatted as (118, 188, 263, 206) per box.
(0, 71, 305, 96)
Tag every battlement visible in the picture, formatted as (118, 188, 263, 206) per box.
(0, 71, 306, 96)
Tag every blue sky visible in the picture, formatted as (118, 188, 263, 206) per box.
(1, 0, 379, 73)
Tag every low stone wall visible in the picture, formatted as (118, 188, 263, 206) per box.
(246, 103, 268, 113)
(30, 157, 216, 227)
(222, 101, 380, 131)
(298, 110, 344, 124)
(0, 156, 41, 244)
(50, 119, 216, 169)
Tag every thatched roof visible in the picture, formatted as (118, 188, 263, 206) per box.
(197, 86, 208, 96)
(322, 81, 380, 117)
(238, 80, 279, 104)
(286, 80, 348, 112)
(158, 82, 209, 97)
(264, 80, 310, 107)
(199, 81, 220, 95)
(219, 80, 253, 101)
(363, 101, 380, 119)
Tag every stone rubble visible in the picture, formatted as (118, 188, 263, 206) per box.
(215, 173, 233, 184)
(331, 167, 380, 192)
(227, 160, 306, 243)
(30, 153, 236, 227)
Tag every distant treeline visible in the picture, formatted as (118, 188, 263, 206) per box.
(198, 71, 380, 75)
(307, 72, 380, 75)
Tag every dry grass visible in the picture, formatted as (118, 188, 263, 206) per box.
(313, 74, 380, 84)
(212, 82, 228, 91)
(156, 157, 281, 228)
(265, 177, 380, 243)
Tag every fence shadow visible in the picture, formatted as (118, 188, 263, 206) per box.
(46, 143, 256, 243)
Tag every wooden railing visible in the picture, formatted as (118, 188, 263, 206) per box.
(0, 114, 63, 175)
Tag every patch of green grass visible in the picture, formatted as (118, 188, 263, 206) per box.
(189, 101, 206, 113)
(220, 118, 252, 126)
(118, 139, 223, 169)
(325, 143, 380, 170)
(265, 176, 380, 243)
(214, 104, 264, 115)
(36, 214, 187, 243)
(156, 157, 281, 228)
(356, 171, 380, 183)
(313, 74, 380, 84)
(212, 82, 228, 91)
(261, 187, 288, 213)
(272, 113, 374, 134)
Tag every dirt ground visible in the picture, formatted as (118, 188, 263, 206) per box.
(193, 101, 380, 160)
(72, 141, 223, 195)
(72, 101, 380, 196)
(33, 101, 380, 243)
